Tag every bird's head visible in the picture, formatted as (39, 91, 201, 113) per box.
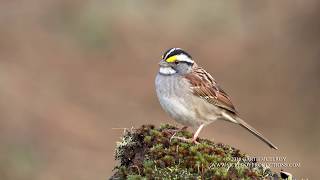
(158, 48, 194, 75)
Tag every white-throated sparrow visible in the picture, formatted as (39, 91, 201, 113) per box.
(155, 48, 278, 149)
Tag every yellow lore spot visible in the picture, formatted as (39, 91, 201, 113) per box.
(165, 55, 177, 63)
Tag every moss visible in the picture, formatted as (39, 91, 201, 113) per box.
(110, 124, 285, 179)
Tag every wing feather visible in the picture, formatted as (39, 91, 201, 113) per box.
(185, 66, 237, 114)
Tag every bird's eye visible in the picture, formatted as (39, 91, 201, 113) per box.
(174, 61, 179, 65)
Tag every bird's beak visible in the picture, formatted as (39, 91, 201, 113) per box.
(158, 59, 169, 67)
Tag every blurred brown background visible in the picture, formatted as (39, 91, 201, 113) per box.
(0, 1, 319, 179)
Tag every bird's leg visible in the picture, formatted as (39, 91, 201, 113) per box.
(192, 124, 205, 142)
(171, 124, 204, 144)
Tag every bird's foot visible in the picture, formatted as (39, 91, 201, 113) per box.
(170, 135, 199, 144)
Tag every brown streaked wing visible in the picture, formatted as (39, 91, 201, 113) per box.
(185, 67, 237, 114)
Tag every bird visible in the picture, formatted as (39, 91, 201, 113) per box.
(155, 48, 278, 150)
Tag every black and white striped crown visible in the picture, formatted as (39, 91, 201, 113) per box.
(162, 48, 193, 61)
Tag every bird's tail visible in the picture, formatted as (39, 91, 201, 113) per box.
(222, 112, 278, 150)
(235, 116, 278, 150)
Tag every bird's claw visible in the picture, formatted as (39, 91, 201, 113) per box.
(170, 136, 199, 144)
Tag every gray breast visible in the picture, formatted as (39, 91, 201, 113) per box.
(155, 73, 191, 98)
(155, 73, 201, 127)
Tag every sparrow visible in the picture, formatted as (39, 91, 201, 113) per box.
(155, 48, 278, 149)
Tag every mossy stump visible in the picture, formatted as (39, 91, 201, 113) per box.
(110, 124, 283, 180)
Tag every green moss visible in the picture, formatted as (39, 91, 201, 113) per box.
(127, 175, 146, 180)
(110, 124, 284, 179)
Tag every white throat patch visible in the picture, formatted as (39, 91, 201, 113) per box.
(159, 67, 176, 75)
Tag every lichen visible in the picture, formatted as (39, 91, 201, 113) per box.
(110, 124, 284, 180)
